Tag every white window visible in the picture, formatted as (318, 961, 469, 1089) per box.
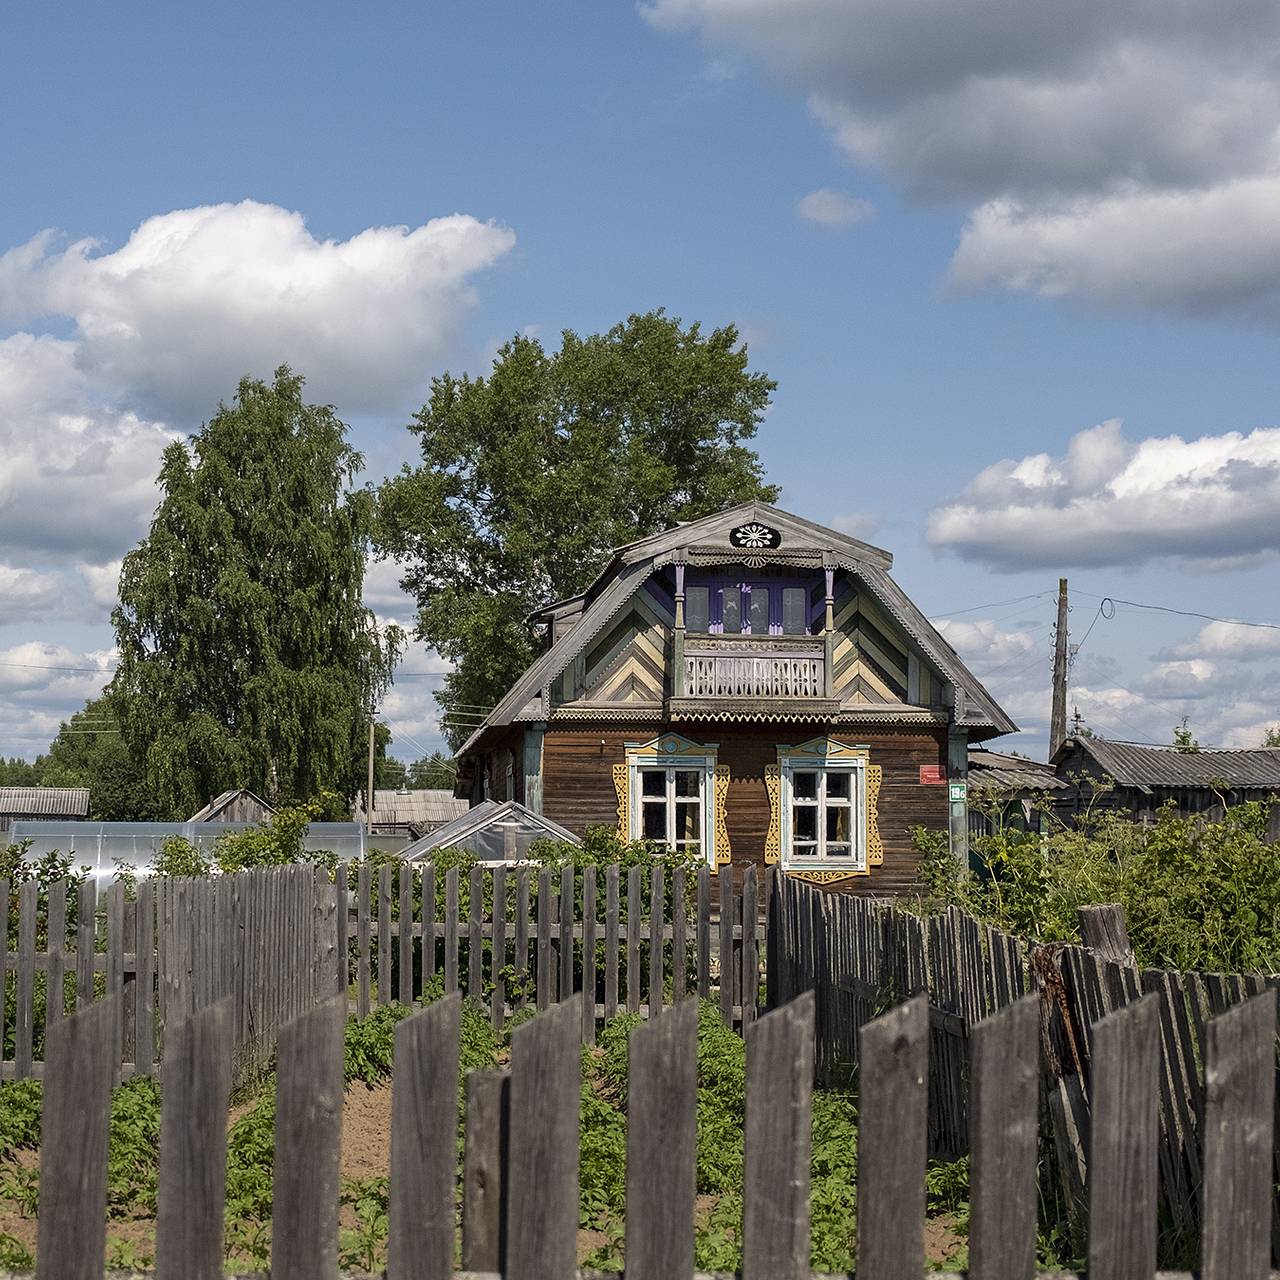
(626, 739, 718, 865)
(782, 759, 866, 869)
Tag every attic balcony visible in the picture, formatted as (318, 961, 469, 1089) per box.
(667, 633, 841, 719)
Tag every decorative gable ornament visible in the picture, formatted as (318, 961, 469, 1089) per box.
(730, 521, 781, 568)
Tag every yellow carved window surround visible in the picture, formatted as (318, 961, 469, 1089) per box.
(767, 737, 882, 885)
(614, 733, 728, 867)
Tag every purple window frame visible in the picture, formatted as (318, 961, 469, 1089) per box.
(687, 575, 821, 635)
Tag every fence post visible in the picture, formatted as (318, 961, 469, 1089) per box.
(1088, 992, 1160, 1280)
(463, 1069, 510, 1272)
(1200, 989, 1276, 1280)
(15, 880, 36, 1078)
(155, 996, 233, 1280)
(969, 994, 1039, 1280)
(35, 996, 118, 1280)
(626, 999, 698, 1280)
(718, 866, 734, 1025)
(742, 991, 814, 1280)
(271, 994, 345, 1280)
(388, 993, 461, 1280)
(626, 864, 642, 1014)
(581, 867, 597, 1044)
(857, 993, 928, 1280)
(648, 864, 664, 1018)
(506, 995, 582, 1280)
(1078, 904, 1134, 963)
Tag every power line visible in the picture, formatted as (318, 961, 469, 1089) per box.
(1072, 591, 1280, 632)
(928, 591, 1051, 619)
(0, 659, 114, 674)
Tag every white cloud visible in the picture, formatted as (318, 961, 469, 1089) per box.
(830, 510, 881, 540)
(1171, 620, 1280, 661)
(0, 640, 117, 755)
(1, 201, 517, 420)
(928, 418, 1280, 569)
(641, 0, 1280, 319)
(796, 189, 874, 228)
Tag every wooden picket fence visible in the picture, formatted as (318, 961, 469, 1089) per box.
(769, 871, 1280, 1262)
(333, 859, 766, 1038)
(24, 977, 1278, 1279)
(0, 865, 326, 1083)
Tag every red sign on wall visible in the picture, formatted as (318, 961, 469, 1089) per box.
(919, 765, 945, 785)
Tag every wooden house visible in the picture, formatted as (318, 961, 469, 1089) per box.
(0, 786, 89, 834)
(1050, 736, 1280, 825)
(188, 788, 275, 824)
(353, 788, 469, 839)
(455, 503, 1015, 892)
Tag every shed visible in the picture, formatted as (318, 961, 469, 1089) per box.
(0, 787, 90, 834)
(189, 788, 275, 823)
(967, 750, 1069, 836)
(353, 788, 469, 838)
(1050, 737, 1280, 824)
(400, 800, 580, 864)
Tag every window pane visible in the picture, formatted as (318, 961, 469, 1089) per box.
(676, 802, 701, 840)
(826, 807, 851, 843)
(674, 770, 699, 797)
(686, 586, 710, 632)
(793, 807, 817, 841)
(750, 589, 770, 634)
(826, 772, 850, 800)
(641, 770, 665, 797)
(782, 587, 807, 634)
(793, 771, 818, 801)
(642, 804, 666, 840)
(723, 586, 742, 633)
(793, 842, 817, 858)
(825, 844, 852, 858)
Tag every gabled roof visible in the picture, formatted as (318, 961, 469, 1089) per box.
(188, 788, 274, 822)
(399, 800, 580, 859)
(461, 501, 1016, 750)
(968, 749, 1070, 792)
(1053, 737, 1280, 793)
(0, 787, 90, 817)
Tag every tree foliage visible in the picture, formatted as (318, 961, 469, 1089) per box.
(376, 311, 778, 746)
(110, 367, 400, 817)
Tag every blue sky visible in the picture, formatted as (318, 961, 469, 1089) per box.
(2, 0, 1279, 761)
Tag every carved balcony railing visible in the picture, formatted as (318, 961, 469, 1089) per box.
(680, 635, 829, 701)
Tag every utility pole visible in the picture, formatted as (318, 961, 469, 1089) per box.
(366, 717, 376, 837)
(1049, 577, 1069, 759)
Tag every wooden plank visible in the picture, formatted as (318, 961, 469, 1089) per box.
(105, 880, 125, 1077)
(377, 862, 393, 1006)
(741, 866, 758, 1024)
(356, 862, 372, 1017)
(1088, 991, 1160, 1280)
(272, 993, 345, 1280)
(444, 865, 460, 996)
(581, 867, 597, 1044)
(626, 999, 698, 1280)
(742, 992, 815, 1280)
(492, 866, 508, 1031)
(0, 878, 7, 1066)
(672, 867, 687, 1001)
(1200, 989, 1275, 1280)
(559, 863, 575, 1001)
(1079, 903, 1134, 962)
(857, 993, 928, 1280)
(35, 997, 117, 1280)
(421, 862, 436, 993)
(514, 866, 530, 1011)
(648, 864, 664, 1018)
(334, 861, 349, 1000)
(136, 879, 156, 1076)
(626, 864, 642, 1014)
(507, 995, 582, 1280)
(604, 864, 619, 1019)
(469, 864, 485, 1003)
(969, 994, 1039, 1280)
(462, 1069, 510, 1273)
(154, 997, 233, 1280)
(388, 993, 461, 1280)
(697, 864, 711, 998)
(15, 880, 36, 1078)
(536, 867, 553, 1009)
(718, 865, 733, 1025)
(398, 863, 414, 1005)
(76, 878, 96, 1009)
(45, 879, 66, 1029)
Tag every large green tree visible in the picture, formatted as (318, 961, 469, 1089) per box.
(110, 367, 400, 817)
(377, 311, 778, 746)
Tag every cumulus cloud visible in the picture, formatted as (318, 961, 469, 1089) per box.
(0, 201, 516, 420)
(641, 0, 1280, 318)
(1171, 620, 1280, 661)
(927, 419, 1280, 569)
(830, 510, 881, 540)
(796, 189, 874, 228)
(0, 641, 117, 755)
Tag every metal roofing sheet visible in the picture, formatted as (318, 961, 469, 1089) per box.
(1064, 738, 1280, 791)
(0, 787, 90, 816)
(354, 789, 469, 827)
(968, 750, 1069, 792)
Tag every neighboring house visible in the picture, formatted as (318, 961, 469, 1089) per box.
(0, 786, 90, 835)
(1049, 737, 1280, 824)
(401, 799, 579, 863)
(966, 750, 1070, 837)
(353, 788, 469, 839)
(454, 502, 1015, 893)
(189, 788, 275, 823)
